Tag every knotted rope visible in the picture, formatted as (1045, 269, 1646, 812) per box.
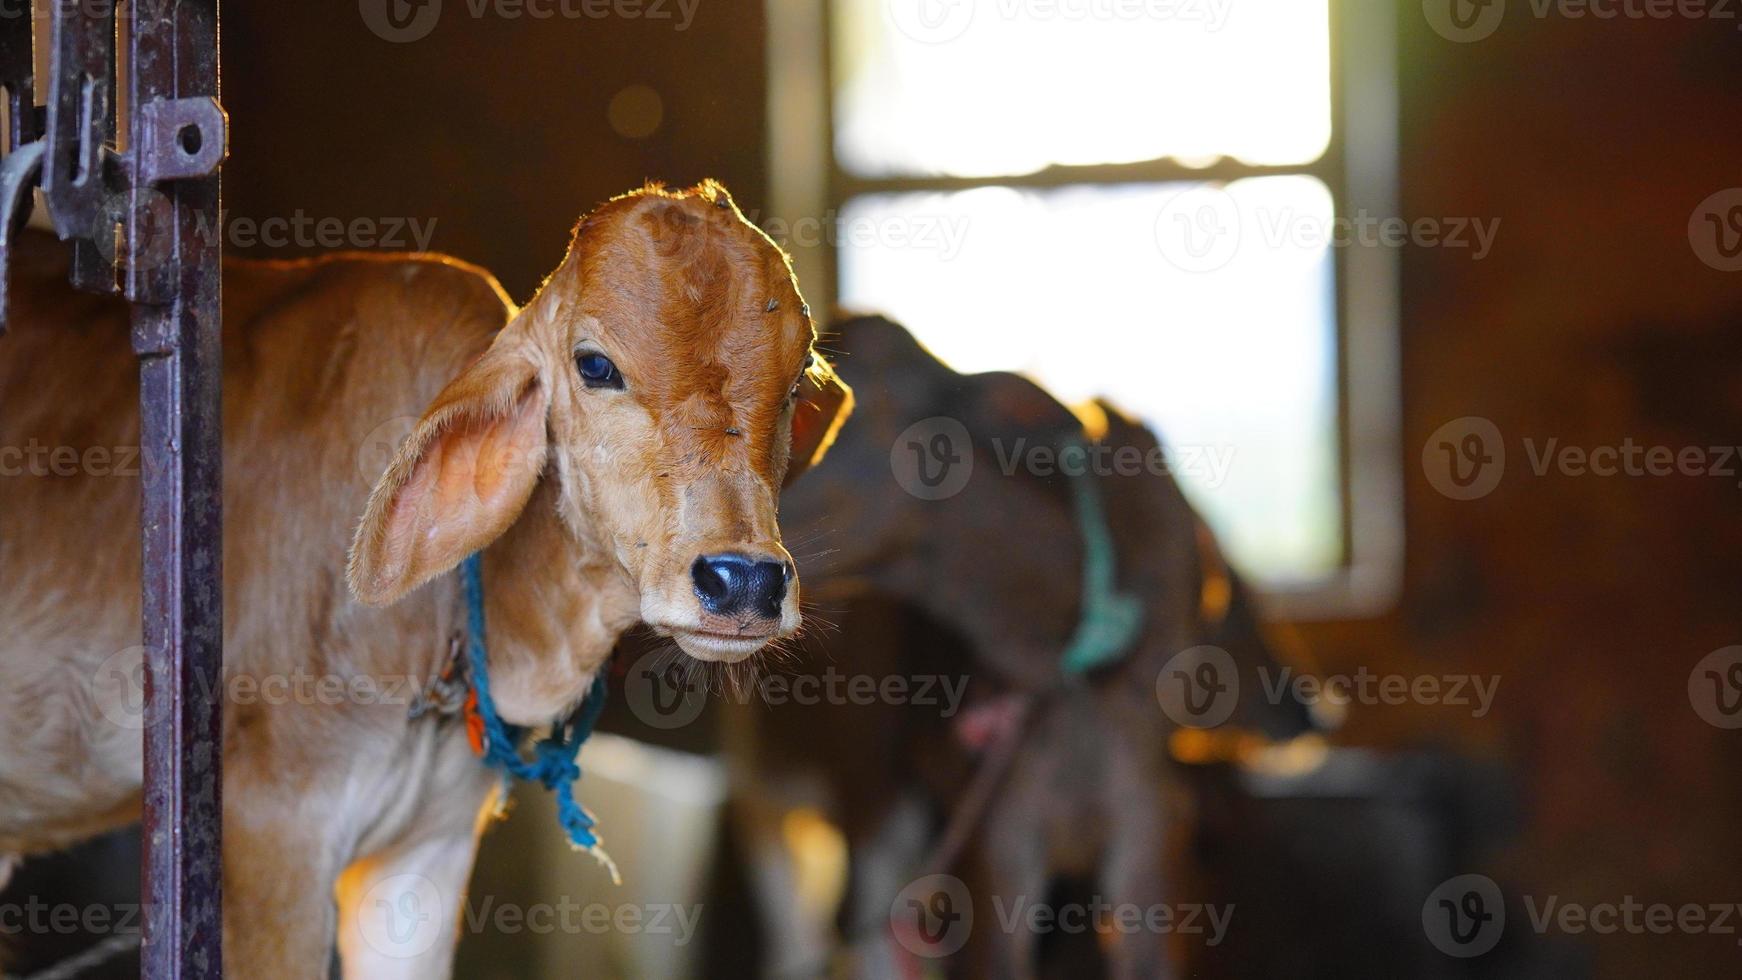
(460, 553, 619, 883)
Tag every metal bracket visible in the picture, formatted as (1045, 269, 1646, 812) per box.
(137, 97, 227, 184)
(128, 96, 228, 307)
(41, 0, 120, 296)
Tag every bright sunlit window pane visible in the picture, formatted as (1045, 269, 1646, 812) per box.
(836, 177, 1342, 584)
(832, 0, 1332, 177)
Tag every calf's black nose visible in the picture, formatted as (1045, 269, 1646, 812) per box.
(691, 554, 790, 619)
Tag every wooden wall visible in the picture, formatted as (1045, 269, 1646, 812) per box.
(223, 0, 769, 301)
(1299, 5, 1742, 976)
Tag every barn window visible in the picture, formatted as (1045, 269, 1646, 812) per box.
(766, 0, 1401, 614)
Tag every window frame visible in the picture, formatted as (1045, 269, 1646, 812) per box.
(764, 0, 1400, 618)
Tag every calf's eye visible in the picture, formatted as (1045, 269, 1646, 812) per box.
(576, 352, 625, 390)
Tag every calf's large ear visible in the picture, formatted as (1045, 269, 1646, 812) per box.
(348, 327, 551, 606)
(782, 353, 854, 488)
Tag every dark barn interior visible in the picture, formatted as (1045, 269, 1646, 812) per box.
(0, 1, 1738, 978)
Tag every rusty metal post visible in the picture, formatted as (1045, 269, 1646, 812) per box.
(128, 1, 225, 976)
(1, 3, 227, 970)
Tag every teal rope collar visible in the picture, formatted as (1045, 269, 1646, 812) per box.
(460, 553, 619, 881)
(1057, 438, 1145, 676)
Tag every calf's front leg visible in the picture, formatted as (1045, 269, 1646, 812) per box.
(336, 828, 484, 980)
(222, 777, 351, 979)
(335, 734, 498, 980)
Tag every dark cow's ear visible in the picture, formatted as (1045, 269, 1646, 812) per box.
(783, 354, 854, 488)
(956, 370, 1082, 444)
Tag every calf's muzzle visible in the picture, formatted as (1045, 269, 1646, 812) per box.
(691, 553, 791, 621)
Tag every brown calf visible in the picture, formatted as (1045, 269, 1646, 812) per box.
(0, 181, 849, 977)
(733, 315, 1314, 979)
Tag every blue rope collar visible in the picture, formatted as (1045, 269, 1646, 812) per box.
(460, 553, 619, 881)
(1057, 437, 1146, 677)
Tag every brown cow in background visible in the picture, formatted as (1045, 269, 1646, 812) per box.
(716, 315, 1319, 979)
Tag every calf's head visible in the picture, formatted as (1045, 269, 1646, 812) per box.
(349, 182, 851, 670)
